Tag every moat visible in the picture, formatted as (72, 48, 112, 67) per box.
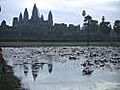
(2, 46, 120, 90)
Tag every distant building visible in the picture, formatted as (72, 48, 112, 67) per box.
(0, 4, 119, 42)
(54, 23, 67, 31)
(68, 24, 80, 31)
(12, 17, 19, 28)
(1, 20, 7, 27)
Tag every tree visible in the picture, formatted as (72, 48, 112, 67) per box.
(113, 20, 120, 35)
(99, 16, 111, 34)
(82, 10, 86, 17)
(82, 10, 92, 45)
(102, 16, 105, 23)
(89, 20, 98, 32)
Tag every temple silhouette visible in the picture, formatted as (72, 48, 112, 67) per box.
(23, 62, 53, 81)
(0, 4, 120, 42)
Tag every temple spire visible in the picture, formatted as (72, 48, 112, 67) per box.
(48, 10, 53, 25)
(19, 12, 23, 26)
(41, 14, 44, 21)
(24, 8, 29, 21)
(19, 13, 22, 21)
(31, 3, 39, 20)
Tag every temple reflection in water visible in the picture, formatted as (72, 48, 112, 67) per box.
(3, 47, 120, 90)
(23, 62, 53, 81)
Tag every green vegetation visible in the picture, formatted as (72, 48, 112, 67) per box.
(0, 64, 25, 90)
(1, 41, 120, 47)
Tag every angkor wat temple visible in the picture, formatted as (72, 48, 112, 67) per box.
(0, 4, 120, 42)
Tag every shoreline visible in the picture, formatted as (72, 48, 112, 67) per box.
(0, 64, 25, 90)
(0, 41, 120, 47)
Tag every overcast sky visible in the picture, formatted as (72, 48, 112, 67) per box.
(0, 0, 119, 26)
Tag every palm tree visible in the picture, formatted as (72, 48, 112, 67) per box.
(82, 10, 92, 45)
(82, 10, 86, 17)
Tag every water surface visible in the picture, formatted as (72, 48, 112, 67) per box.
(3, 46, 120, 90)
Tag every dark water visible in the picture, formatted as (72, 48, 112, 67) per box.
(3, 46, 120, 90)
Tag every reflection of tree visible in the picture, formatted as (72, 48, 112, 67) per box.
(48, 63, 53, 73)
(81, 48, 94, 76)
(81, 47, 120, 76)
(23, 63, 29, 76)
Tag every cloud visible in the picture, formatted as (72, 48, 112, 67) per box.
(108, 0, 120, 9)
(0, 0, 119, 25)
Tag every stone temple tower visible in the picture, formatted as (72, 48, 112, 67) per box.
(23, 8, 29, 25)
(31, 4, 39, 22)
(48, 10, 53, 26)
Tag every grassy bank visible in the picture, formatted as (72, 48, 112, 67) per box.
(0, 41, 120, 47)
(0, 64, 26, 90)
